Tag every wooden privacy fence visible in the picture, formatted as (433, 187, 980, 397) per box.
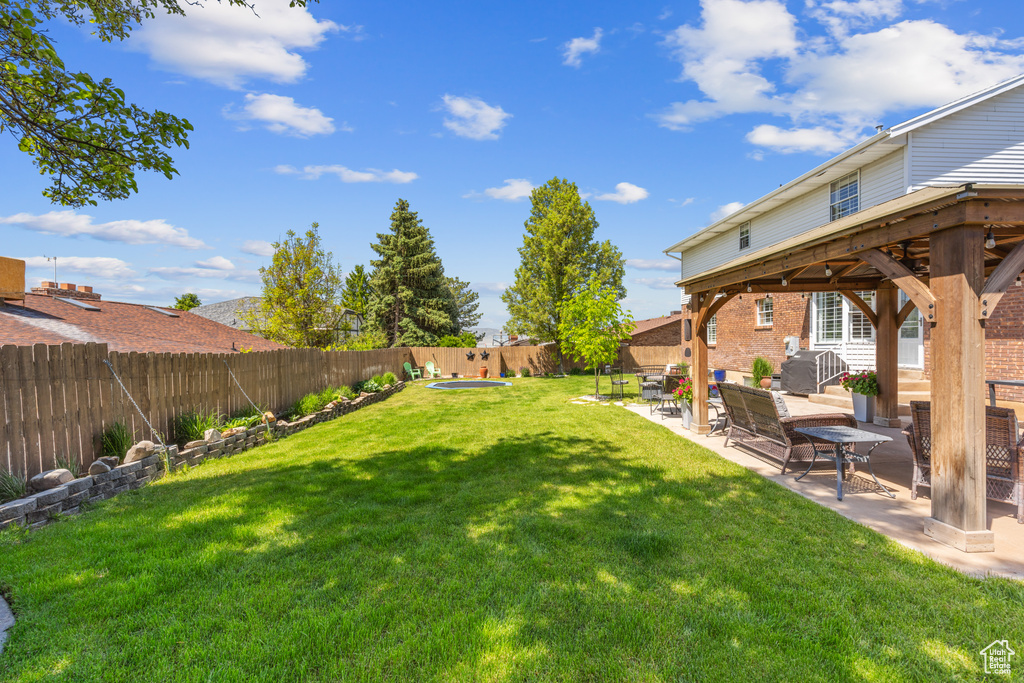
(1, 342, 681, 476)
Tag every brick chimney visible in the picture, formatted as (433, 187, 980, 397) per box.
(31, 281, 101, 301)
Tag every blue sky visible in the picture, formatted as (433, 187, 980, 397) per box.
(4, 0, 1024, 328)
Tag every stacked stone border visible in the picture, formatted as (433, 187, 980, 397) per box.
(0, 381, 406, 532)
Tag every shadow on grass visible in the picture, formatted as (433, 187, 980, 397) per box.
(0, 425, 1020, 681)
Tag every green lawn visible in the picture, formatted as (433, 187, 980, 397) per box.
(1, 377, 1022, 681)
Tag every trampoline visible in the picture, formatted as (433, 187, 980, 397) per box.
(426, 380, 512, 390)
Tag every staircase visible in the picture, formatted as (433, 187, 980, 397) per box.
(807, 369, 929, 416)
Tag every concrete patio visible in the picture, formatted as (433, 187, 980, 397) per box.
(625, 395, 1024, 581)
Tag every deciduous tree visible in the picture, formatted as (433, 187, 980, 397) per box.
(502, 177, 625, 371)
(172, 292, 201, 311)
(1, 0, 312, 206)
(558, 276, 633, 398)
(241, 222, 347, 348)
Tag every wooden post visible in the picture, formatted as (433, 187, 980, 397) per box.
(925, 224, 993, 552)
(873, 284, 901, 427)
(690, 296, 710, 434)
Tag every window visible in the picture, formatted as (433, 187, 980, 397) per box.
(707, 314, 717, 344)
(815, 292, 843, 342)
(830, 171, 859, 221)
(756, 298, 773, 326)
(848, 291, 874, 341)
(739, 222, 751, 250)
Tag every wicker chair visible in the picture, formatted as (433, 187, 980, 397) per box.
(718, 383, 858, 473)
(903, 401, 1024, 523)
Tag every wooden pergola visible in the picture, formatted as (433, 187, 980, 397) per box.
(678, 184, 1024, 552)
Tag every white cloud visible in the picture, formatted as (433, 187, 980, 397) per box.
(441, 95, 512, 140)
(711, 201, 745, 222)
(474, 282, 508, 294)
(241, 240, 276, 257)
(655, 1, 1024, 154)
(195, 256, 236, 270)
(129, 0, 341, 88)
(480, 179, 535, 201)
(275, 164, 418, 183)
(668, 197, 696, 206)
(626, 259, 677, 271)
(562, 28, 603, 67)
(595, 182, 649, 204)
(632, 277, 678, 290)
(0, 211, 206, 249)
(746, 124, 858, 153)
(149, 263, 259, 282)
(21, 256, 137, 280)
(228, 93, 334, 137)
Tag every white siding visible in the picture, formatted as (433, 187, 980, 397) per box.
(910, 87, 1024, 187)
(680, 150, 906, 280)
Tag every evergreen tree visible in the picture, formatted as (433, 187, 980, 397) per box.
(341, 264, 372, 317)
(368, 199, 456, 347)
(240, 223, 347, 348)
(501, 177, 625, 369)
(446, 276, 482, 333)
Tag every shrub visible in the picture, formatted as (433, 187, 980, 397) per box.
(437, 332, 478, 348)
(751, 356, 775, 386)
(381, 371, 397, 385)
(568, 366, 583, 376)
(101, 421, 135, 462)
(0, 469, 27, 504)
(173, 409, 222, 445)
(519, 367, 531, 378)
(334, 386, 356, 401)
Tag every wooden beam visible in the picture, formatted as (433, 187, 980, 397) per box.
(743, 279, 884, 293)
(689, 297, 710, 435)
(833, 262, 865, 280)
(874, 285, 901, 427)
(683, 202, 968, 294)
(858, 249, 938, 323)
(702, 291, 737, 326)
(979, 238, 1024, 319)
(840, 290, 878, 329)
(926, 224, 992, 552)
(694, 287, 721, 329)
(896, 299, 916, 328)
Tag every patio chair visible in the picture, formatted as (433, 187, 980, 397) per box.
(903, 401, 1024, 523)
(424, 361, 442, 378)
(717, 383, 857, 473)
(608, 366, 629, 400)
(652, 376, 682, 419)
(403, 362, 422, 381)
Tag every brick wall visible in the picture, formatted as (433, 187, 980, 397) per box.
(687, 293, 809, 375)
(631, 320, 681, 346)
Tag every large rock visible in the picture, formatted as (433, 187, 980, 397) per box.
(203, 428, 221, 442)
(97, 456, 120, 469)
(28, 469, 73, 492)
(88, 460, 111, 476)
(184, 440, 207, 449)
(123, 441, 156, 464)
(263, 411, 276, 423)
(221, 427, 245, 438)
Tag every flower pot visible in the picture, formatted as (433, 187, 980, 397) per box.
(480, 367, 488, 378)
(681, 401, 693, 429)
(852, 392, 875, 422)
(759, 377, 772, 389)
(713, 369, 727, 382)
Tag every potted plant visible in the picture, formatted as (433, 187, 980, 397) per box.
(676, 362, 690, 376)
(673, 377, 694, 429)
(840, 371, 879, 422)
(480, 367, 489, 378)
(751, 356, 775, 389)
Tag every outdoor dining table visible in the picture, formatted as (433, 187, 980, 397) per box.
(793, 426, 894, 501)
(986, 379, 1024, 407)
(636, 372, 665, 402)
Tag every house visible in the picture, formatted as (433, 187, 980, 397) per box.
(0, 272, 287, 354)
(192, 297, 363, 342)
(665, 73, 1024, 400)
(628, 312, 683, 346)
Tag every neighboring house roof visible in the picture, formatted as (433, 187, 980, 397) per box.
(191, 297, 261, 330)
(665, 73, 1024, 256)
(0, 294, 288, 353)
(631, 312, 684, 336)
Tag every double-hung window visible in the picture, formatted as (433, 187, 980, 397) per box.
(707, 314, 717, 344)
(830, 171, 859, 221)
(849, 291, 875, 342)
(739, 222, 751, 250)
(815, 292, 843, 343)
(756, 298, 773, 326)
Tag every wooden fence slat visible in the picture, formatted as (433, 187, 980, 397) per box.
(32, 344, 56, 470)
(47, 345, 70, 468)
(0, 347, 16, 474)
(18, 346, 42, 475)
(83, 344, 105, 461)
